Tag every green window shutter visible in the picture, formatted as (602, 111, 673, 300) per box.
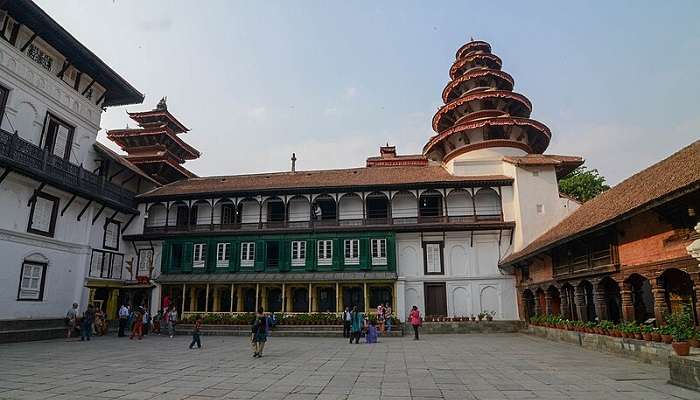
(206, 240, 216, 272)
(332, 239, 343, 271)
(254, 240, 265, 272)
(161, 243, 171, 273)
(229, 241, 238, 272)
(359, 238, 370, 270)
(387, 235, 396, 271)
(306, 239, 316, 271)
(279, 240, 290, 272)
(182, 241, 193, 272)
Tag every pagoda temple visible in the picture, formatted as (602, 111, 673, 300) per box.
(107, 98, 200, 184)
(424, 40, 551, 163)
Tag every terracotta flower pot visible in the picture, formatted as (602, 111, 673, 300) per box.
(689, 338, 700, 348)
(661, 334, 673, 344)
(672, 341, 690, 356)
(642, 333, 652, 341)
(651, 333, 661, 342)
(634, 333, 643, 340)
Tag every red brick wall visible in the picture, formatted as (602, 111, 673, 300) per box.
(618, 210, 693, 268)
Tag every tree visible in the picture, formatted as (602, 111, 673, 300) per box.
(558, 166, 610, 203)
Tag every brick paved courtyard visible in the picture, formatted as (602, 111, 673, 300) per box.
(0, 333, 698, 400)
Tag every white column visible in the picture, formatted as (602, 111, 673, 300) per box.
(395, 280, 406, 322)
(229, 284, 234, 313)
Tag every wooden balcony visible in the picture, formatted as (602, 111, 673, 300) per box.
(139, 214, 510, 237)
(0, 129, 138, 213)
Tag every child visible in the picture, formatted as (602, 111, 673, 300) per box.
(189, 316, 202, 349)
(366, 321, 378, 344)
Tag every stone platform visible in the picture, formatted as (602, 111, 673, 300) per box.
(0, 319, 66, 343)
(178, 324, 404, 337)
(408, 320, 525, 334)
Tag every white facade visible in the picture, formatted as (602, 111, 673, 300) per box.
(394, 147, 579, 321)
(0, 11, 147, 320)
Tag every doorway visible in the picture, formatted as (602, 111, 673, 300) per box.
(424, 283, 447, 316)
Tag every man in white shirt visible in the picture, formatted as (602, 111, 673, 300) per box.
(65, 303, 78, 338)
(342, 307, 352, 338)
(118, 304, 129, 337)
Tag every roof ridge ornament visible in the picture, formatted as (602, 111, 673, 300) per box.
(156, 96, 168, 111)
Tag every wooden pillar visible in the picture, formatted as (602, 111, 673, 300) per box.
(181, 283, 186, 314)
(255, 283, 260, 311)
(212, 286, 220, 312)
(236, 286, 243, 312)
(229, 284, 235, 313)
(335, 282, 340, 313)
(282, 283, 286, 313)
(574, 286, 587, 322)
(694, 285, 700, 326)
(363, 282, 369, 314)
(652, 283, 668, 325)
(308, 282, 312, 313)
(593, 285, 608, 321)
(262, 286, 268, 310)
(189, 287, 197, 312)
(621, 282, 634, 322)
(205, 284, 210, 313)
(560, 287, 571, 320)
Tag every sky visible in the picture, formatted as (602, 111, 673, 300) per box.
(35, 0, 700, 185)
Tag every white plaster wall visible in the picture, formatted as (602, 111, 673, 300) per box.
(391, 193, 417, 218)
(447, 147, 526, 176)
(288, 198, 310, 222)
(240, 201, 260, 224)
(395, 230, 517, 321)
(338, 195, 363, 220)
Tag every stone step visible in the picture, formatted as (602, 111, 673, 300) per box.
(178, 324, 404, 337)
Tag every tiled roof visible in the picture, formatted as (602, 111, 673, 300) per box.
(138, 165, 513, 199)
(500, 140, 700, 266)
(502, 154, 584, 178)
(93, 142, 160, 186)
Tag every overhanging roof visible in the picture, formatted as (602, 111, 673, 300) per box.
(156, 271, 398, 284)
(5, 0, 144, 107)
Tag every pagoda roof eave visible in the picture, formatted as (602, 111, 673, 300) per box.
(107, 129, 200, 159)
(127, 109, 190, 133)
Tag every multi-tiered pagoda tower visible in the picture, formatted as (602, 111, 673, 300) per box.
(423, 40, 551, 164)
(107, 98, 200, 184)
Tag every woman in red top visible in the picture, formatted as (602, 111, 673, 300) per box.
(409, 305, 421, 340)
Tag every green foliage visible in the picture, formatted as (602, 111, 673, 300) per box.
(664, 311, 694, 342)
(558, 166, 610, 203)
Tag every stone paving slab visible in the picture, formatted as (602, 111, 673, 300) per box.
(0, 333, 698, 399)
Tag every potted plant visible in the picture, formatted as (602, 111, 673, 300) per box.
(477, 312, 486, 321)
(641, 325, 654, 341)
(666, 311, 693, 356)
(486, 311, 495, 321)
(651, 327, 662, 342)
(689, 329, 700, 348)
(660, 325, 674, 344)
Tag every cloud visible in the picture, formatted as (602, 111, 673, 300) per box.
(344, 87, 358, 98)
(323, 106, 341, 117)
(134, 17, 173, 32)
(247, 106, 266, 119)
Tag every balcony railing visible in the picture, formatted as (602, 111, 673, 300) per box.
(0, 129, 137, 211)
(143, 214, 505, 234)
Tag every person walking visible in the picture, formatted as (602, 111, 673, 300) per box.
(80, 304, 95, 341)
(118, 304, 129, 337)
(409, 305, 422, 340)
(130, 308, 144, 340)
(142, 308, 150, 336)
(349, 306, 363, 344)
(251, 307, 269, 358)
(385, 303, 393, 334)
(376, 304, 385, 334)
(342, 307, 352, 338)
(153, 309, 163, 335)
(65, 303, 79, 338)
(167, 305, 178, 338)
(189, 316, 203, 349)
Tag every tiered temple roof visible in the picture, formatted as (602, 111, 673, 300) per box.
(106, 98, 200, 185)
(423, 40, 552, 163)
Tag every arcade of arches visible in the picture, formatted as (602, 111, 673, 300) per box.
(160, 282, 394, 315)
(521, 268, 700, 325)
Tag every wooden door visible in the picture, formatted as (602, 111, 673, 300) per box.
(424, 283, 447, 316)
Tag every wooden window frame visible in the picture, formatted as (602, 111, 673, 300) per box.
(240, 242, 255, 267)
(192, 243, 206, 268)
(291, 240, 306, 266)
(423, 241, 445, 275)
(39, 112, 75, 160)
(27, 192, 59, 237)
(317, 239, 333, 266)
(17, 261, 48, 301)
(344, 239, 360, 265)
(0, 84, 9, 128)
(371, 238, 387, 266)
(102, 218, 120, 251)
(216, 242, 230, 268)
